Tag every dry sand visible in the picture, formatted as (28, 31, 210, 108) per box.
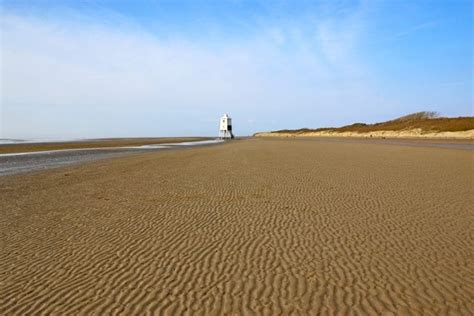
(1, 138, 473, 315)
(254, 129, 474, 139)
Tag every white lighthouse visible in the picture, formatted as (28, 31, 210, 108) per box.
(219, 114, 234, 139)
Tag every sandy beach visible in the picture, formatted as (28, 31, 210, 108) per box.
(254, 129, 474, 139)
(1, 138, 473, 315)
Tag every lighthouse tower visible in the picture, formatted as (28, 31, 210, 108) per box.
(219, 114, 234, 139)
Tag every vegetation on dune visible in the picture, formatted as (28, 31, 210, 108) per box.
(271, 112, 474, 134)
(395, 111, 439, 121)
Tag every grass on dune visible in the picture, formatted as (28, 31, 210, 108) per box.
(272, 112, 474, 134)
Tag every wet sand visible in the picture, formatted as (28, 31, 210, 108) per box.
(1, 138, 473, 315)
(0, 137, 210, 154)
(0, 139, 223, 176)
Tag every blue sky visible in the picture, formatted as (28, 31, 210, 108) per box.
(1, 0, 472, 138)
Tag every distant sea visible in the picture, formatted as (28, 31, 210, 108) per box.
(0, 138, 83, 145)
(0, 139, 28, 144)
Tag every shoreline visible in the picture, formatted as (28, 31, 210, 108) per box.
(0, 139, 224, 176)
(0, 137, 212, 154)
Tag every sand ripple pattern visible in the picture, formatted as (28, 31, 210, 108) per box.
(1, 139, 473, 315)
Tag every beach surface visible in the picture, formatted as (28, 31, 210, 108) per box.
(0, 139, 223, 176)
(1, 138, 473, 315)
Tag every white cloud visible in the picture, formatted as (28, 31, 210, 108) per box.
(1, 6, 381, 138)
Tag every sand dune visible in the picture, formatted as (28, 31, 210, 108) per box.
(254, 129, 474, 139)
(1, 138, 473, 315)
(254, 112, 474, 139)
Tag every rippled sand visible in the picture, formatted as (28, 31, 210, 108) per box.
(1, 138, 472, 315)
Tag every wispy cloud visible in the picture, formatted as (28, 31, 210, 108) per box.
(393, 20, 438, 39)
(0, 3, 382, 138)
(2, 1, 472, 138)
